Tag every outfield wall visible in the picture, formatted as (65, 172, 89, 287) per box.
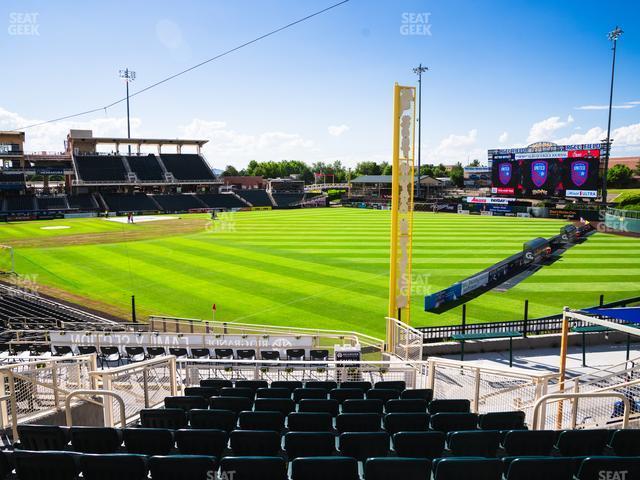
(605, 208, 640, 234)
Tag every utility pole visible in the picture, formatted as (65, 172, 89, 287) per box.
(602, 26, 623, 204)
(413, 64, 428, 199)
(119, 68, 136, 155)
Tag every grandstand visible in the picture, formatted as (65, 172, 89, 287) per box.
(126, 154, 165, 181)
(151, 194, 206, 211)
(159, 153, 217, 181)
(273, 192, 305, 207)
(236, 189, 274, 207)
(74, 155, 128, 182)
(197, 193, 247, 209)
(101, 193, 159, 212)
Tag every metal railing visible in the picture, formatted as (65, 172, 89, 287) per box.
(65, 390, 126, 428)
(386, 317, 424, 361)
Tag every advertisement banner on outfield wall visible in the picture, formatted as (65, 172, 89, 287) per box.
(460, 272, 489, 295)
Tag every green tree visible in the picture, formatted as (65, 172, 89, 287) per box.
(449, 162, 464, 188)
(355, 161, 382, 176)
(381, 163, 392, 175)
(607, 164, 633, 187)
(222, 165, 239, 176)
(468, 159, 481, 167)
(433, 164, 447, 177)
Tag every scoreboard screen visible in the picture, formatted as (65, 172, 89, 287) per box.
(489, 144, 601, 198)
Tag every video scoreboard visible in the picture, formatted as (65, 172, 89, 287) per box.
(489, 143, 602, 199)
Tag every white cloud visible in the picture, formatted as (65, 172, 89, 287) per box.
(426, 129, 479, 164)
(527, 115, 574, 143)
(498, 131, 509, 143)
(179, 118, 314, 167)
(327, 124, 350, 137)
(553, 123, 640, 151)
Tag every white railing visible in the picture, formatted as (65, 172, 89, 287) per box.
(427, 357, 557, 424)
(65, 390, 126, 428)
(178, 358, 428, 389)
(386, 317, 424, 361)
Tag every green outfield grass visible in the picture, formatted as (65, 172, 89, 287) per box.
(3, 209, 639, 339)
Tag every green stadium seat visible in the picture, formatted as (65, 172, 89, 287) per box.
(239, 411, 285, 431)
(342, 399, 384, 414)
(189, 409, 237, 431)
(304, 381, 338, 391)
(81, 453, 148, 480)
(235, 380, 269, 392)
(434, 458, 502, 480)
(393, 431, 446, 458)
(210, 396, 253, 414)
(174, 429, 227, 457)
(140, 408, 187, 429)
(329, 388, 364, 404)
(339, 431, 390, 460)
(164, 395, 208, 411)
(502, 430, 556, 457)
(385, 399, 428, 413)
(284, 431, 336, 459)
(13, 450, 79, 480)
(555, 429, 609, 456)
(200, 379, 233, 389)
(219, 387, 255, 399)
(184, 386, 220, 399)
(291, 456, 359, 480)
(576, 456, 640, 480)
(293, 388, 328, 402)
(505, 456, 579, 480)
(287, 412, 334, 432)
(123, 428, 173, 456)
(338, 381, 372, 391)
(256, 387, 291, 399)
(254, 398, 296, 415)
(69, 426, 122, 454)
(400, 388, 434, 402)
(447, 430, 501, 457)
(299, 399, 340, 416)
(148, 455, 216, 480)
(336, 413, 381, 433)
(428, 399, 471, 414)
(607, 429, 640, 456)
(230, 430, 281, 456)
(430, 413, 479, 433)
(366, 389, 399, 402)
(383, 412, 430, 434)
(271, 381, 303, 392)
(364, 457, 431, 480)
(220, 456, 288, 480)
(374, 381, 406, 392)
(478, 411, 526, 430)
(16, 425, 69, 451)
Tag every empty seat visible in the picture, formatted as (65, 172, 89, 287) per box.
(70, 426, 122, 454)
(261, 350, 280, 361)
(239, 411, 285, 431)
(339, 381, 372, 391)
(148, 455, 216, 480)
(386, 399, 428, 413)
(393, 431, 446, 458)
(339, 431, 390, 460)
(236, 349, 256, 360)
(366, 389, 399, 403)
(100, 346, 122, 366)
(236, 380, 269, 392)
(53, 345, 73, 356)
(174, 429, 227, 457)
(305, 381, 338, 391)
(293, 388, 328, 402)
(13, 450, 79, 480)
(336, 413, 381, 433)
(555, 429, 609, 456)
(146, 347, 166, 358)
(448, 430, 501, 457)
(291, 456, 359, 480)
(184, 386, 220, 399)
(169, 347, 189, 358)
(608, 429, 640, 456)
(220, 456, 287, 480)
(400, 388, 434, 402)
(430, 413, 479, 433)
(576, 456, 640, 480)
(309, 349, 329, 361)
(384, 413, 430, 434)
(478, 411, 526, 430)
(254, 398, 296, 415)
(364, 457, 432, 480)
(329, 388, 364, 404)
(434, 458, 502, 480)
(505, 457, 579, 480)
(428, 399, 471, 414)
(164, 395, 208, 411)
(220, 387, 255, 399)
(140, 408, 187, 429)
(200, 379, 233, 389)
(284, 431, 336, 459)
(502, 430, 557, 457)
(191, 348, 211, 359)
(16, 425, 69, 451)
(342, 399, 384, 414)
(271, 381, 303, 392)
(210, 396, 253, 414)
(189, 409, 237, 431)
(287, 348, 306, 360)
(125, 346, 146, 362)
(230, 430, 281, 456)
(299, 399, 339, 416)
(123, 428, 173, 455)
(374, 381, 406, 392)
(287, 412, 334, 432)
(214, 348, 234, 360)
(81, 453, 148, 480)
(256, 387, 291, 399)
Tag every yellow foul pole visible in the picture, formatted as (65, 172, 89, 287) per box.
(387, 83, 416, 350)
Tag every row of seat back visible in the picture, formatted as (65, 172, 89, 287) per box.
(5, 451, 640, 480)
(199, 379, 409, 392)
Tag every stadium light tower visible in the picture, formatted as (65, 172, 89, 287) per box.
(413, 64, 428, 198)
(602, 26, 623, 204)
(119, 68, 136, 155)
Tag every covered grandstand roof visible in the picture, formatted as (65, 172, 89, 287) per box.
(351, 175, 441, 185)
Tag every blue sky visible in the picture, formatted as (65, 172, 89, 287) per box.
(1, 0, 639, 168)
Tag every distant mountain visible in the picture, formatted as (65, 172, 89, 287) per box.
(211, 168, 223, 176)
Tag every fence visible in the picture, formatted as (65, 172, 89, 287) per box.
(178, 358, 429, 390)
(386, 317, 424, 361)
(418, 295, 640, 342)
(427, 357, 557, 426)
(605, 207, 640, 234)
(0, 355, 97, 439)
(90, 356, 177, 427)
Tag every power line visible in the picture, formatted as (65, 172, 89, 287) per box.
(13, 0, 350, 131)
